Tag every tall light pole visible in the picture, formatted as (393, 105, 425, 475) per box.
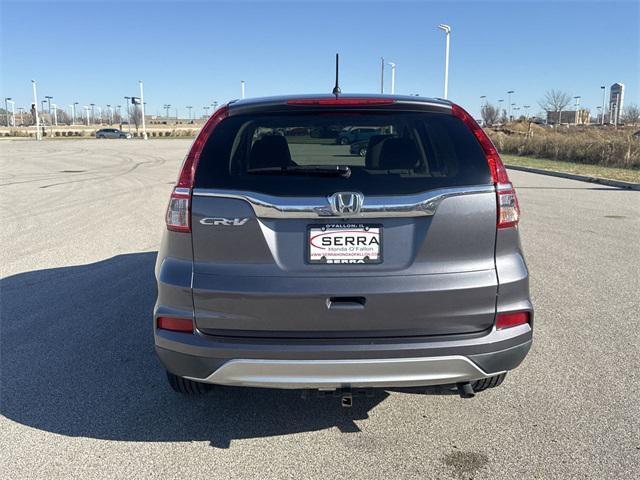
(380, 57, 385, 94)
(437, 24, 451, 99)
(203, 106, 210, 118)
(573, 96, 581, 125)
(186, 105, 192, 121)
(480, 95, 486, 115)
(124, 96, 131, 132)
(507, 91, 514, 121)
(164, 104, 171, 118)
(212, 101, 218, 111)
(523, 105, 531, 120)
(90, 104, 95, 125)
(139, 80, 147, 139)
(387, 62, 396, 94)
(84, 106, 90, 126)
(116, 105, 122, 128)
(72, 102, 78, 125)
(600, 85, 606, 124)
(498, 99, 504, 119)
(45, 96, 53, 115)
(241, 80, 245, 99)
(17, 107, 24, 126)
(107, 104, 113, 125)
(51, 103, 58, 126)
(4, 98, 12, 127)
(32, 80, 42, 140)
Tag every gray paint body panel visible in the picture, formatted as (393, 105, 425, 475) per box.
(153, 97, 533, 388)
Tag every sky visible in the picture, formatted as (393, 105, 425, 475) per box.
(1, 0, 638, 119)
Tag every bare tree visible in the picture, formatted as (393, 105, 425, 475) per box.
(130, 105, 142, 132)
(539, 89, 572, 112)
(539, 90, 572, 125)
(481, 103, 500, 126)
(622, 103, 640, 126)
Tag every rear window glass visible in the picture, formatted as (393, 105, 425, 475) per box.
(195, 111, 491, 195)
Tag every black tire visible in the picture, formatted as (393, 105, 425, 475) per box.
(359, 147, 367, 157)
(166, 371, 212, 394)
(472, 373, 506, 392)
(339, 137, 349, 145)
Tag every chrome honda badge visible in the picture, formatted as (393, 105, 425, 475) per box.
(328, 192, 364, 216)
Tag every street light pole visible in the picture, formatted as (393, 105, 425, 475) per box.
(573, 96, 581, 125)
(17, 107, 24, 126)
(45, 96, 53, 116)
(31, 80, 42, 140)
(186, 106, 192, 121)
(380, 57, 385, 94)
(51, 104, 58, 126)
(523, 105, 531, 120)
(387, 62, 396, 94)
(507, 90, 514, 121)
(4, 98, 11, 127)
(600, 86, 606, 125)
(212, 101, 218, 111)
(241, 80, 245, 99)
(437, 24, 451, 99)
(139, 80, 147, 139)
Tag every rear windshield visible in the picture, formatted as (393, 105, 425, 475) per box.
(195, 111, 491, 195)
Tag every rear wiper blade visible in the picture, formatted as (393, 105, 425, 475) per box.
(247, 165, 351, 178)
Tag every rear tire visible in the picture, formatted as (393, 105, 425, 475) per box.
(339, 137, 349, 145)
(472, 373, 506, 392)
(166, 371, 212, 394)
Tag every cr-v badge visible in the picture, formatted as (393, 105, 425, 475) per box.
(200, 217, 249, 226)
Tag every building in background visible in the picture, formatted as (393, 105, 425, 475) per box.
(546, 109, 590, 125)
(608, 83, 624, 124)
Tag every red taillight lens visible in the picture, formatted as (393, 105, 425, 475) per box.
(451, 103, 519, 229)
(176, 105, 229, 189)
(496, 311, 529, 329)
(157, 316, 193, 333)
(165, 105, 229, 233)
(287, 98, 396, 106)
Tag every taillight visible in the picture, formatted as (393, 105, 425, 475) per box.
(451, 103, 520, 229)
(287, 98, 396, 106)
(166, 187, 190, 232)
(157, 316, 193, 333)
(165, 105, 229, 232)
(496, 311, 529, 329)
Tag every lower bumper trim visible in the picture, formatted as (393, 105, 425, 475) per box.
(185, 355, 499, 389)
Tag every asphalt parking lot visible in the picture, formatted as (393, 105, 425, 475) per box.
(1, 139, 638, 479)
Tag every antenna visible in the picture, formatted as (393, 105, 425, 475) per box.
(332, 53, 341, 96)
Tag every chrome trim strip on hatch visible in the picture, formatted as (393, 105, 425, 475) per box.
(191, 185, 495, 219)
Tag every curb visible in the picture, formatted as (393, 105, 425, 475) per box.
(505, 164, 640, 191)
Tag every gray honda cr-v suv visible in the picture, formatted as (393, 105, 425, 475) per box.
(154, 94, 532, 398)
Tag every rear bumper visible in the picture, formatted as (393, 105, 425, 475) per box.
(155, 324, 532, 389)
